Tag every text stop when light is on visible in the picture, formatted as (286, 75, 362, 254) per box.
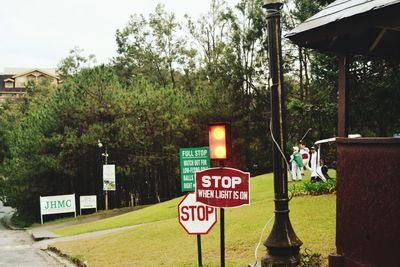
(208, 123, 230, 160)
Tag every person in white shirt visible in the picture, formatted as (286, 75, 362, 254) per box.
(290, 146, 304, 181)
(309, 146, 319, 182)
(299, 141, 311, 174)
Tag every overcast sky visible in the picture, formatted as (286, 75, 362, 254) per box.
(0, 0, 239, 72)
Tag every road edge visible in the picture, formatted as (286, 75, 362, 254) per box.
(47, 246, 88, 267)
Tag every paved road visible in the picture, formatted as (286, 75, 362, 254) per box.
(0, 202, 64, 267)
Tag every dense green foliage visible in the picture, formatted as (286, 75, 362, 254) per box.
(300, 179, 336, 195)
(0, 0, 399, 222)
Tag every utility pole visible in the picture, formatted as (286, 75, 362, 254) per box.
(103, 145, 109, 210)
(261, 1, 302, 266)
(98, 140, 109, 210)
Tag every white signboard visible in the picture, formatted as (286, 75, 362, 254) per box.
(80, 195, 97, 209)
(178, 192, 217, 235)
(103, 164, 116, 191)
(40, 194, 76, 224)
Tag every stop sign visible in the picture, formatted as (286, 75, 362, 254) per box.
(195, 167, 250, 208)
(178, 192, 217, 235)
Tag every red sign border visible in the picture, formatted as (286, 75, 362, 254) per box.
(195, 167, 251, 208)
(178, 192, 218, 235)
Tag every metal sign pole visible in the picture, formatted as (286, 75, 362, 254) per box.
(105, 191, 108, 210)
(104, 145, 109, 210)
(220, 207, 225, 267)
(197, 235, 203, 267)
(74, 193, 76, 218)
(219, 160, 225, 267)
(40, 196, 43, 225)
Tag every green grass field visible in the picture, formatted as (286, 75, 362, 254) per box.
(52, 173, 336, 266)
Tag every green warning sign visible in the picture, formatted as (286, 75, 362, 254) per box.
(180, 147, 210, 192)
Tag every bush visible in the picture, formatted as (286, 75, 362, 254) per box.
(302, 179, 336, 195)
(300, 250, 323, 267)
(289, 179, 336, 196)
(11, 211, 35, 228)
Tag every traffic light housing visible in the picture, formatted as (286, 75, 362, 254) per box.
(208, 122, 230, 160)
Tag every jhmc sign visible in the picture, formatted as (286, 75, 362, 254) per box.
(178, 193, 217, 235)
(40, 194, 76, 224)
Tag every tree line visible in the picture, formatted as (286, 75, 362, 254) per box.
(0, 0, 399, 222)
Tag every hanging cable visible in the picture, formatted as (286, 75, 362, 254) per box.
(269, 118, 296, 200)
(252, 214, 274, 267)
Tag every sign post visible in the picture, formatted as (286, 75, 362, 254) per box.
(79, 195, 97, 215)
(195, 167, 250, 267)
(179, 147, 211, 266)
(178, 192, 217, 267)
(40, 194, 76, 224)
(180, 147, 210, 192)
(103, 164, 116, 210)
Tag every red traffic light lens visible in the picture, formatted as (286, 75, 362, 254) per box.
(208, 124, 228, 160)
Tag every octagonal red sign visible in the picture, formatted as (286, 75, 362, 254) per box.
(178, 192, 217, 235)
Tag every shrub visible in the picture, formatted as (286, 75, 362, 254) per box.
(302, 179, 336, 195)
(289, 179, 336, 196)
(300, 250, 323, 267)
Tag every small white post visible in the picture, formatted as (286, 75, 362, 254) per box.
(105, 190, 108, 210)
(74, 194, 76, 218)
(40, 196, 43, 224)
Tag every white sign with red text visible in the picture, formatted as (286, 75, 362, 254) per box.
(195, 167, 250, 208)
(178, 192, 217, 235)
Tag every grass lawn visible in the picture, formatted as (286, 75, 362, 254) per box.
(52, 197, 180, 236)
(30, 206, 149, 228)
(52, 172, 336, 266)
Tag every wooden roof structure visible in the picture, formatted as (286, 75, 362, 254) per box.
(286, 0, 400, 59)
(285, 0, 400, 137)
(284, 2, 400, 266)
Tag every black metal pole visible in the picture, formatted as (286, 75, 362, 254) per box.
(261, 1, 302, 266)
(197, 234, 203, 267)
(220, 207, 225, 267)
(218, 160, 225, 267)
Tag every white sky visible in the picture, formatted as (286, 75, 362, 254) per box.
(0, 0, 239, 72)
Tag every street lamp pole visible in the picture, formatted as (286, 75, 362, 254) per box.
(98, 140, 109, 210)
(261, 1, 302, 266)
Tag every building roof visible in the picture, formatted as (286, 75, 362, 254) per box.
(285, 0, 400, 58)
(12, 68, 59, 79)
(4, 67, 57, 76)
(0, 68, 59, 93)
(0, 75, 14, 91)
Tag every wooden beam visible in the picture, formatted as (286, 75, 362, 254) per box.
(338, 54, 349, 138)
(369, 28, 386, 52)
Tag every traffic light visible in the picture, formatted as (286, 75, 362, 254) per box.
(208, 122, 230, 160)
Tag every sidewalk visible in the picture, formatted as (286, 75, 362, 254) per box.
(34, 224, 143, 250)
(3, 205, 149, 266)
(29, 208, 142, 241)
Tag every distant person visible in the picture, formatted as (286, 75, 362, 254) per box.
(290, 146, 303, 181)
(299, 141, 311, 174)
(320, 158, 331, 180)
(309, 146, 319, 182)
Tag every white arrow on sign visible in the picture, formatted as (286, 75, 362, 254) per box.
(178, 192, 217, 235)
